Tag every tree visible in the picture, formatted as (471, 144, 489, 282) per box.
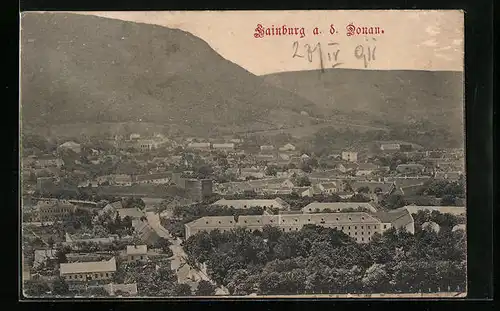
(85, 286, 109, 297)
(295, 176, 311, 187)
(357, 186, 370, 194)
(173, 283, 192, 296)
(195, 280, 216, 296)
(47, 236, 55, 248)
(381, 194, 406, 210)
(23, 280, 51, 297)
(265, 166, 278, 177)
(52, 277, 70, 296)
(440, 194, 456, 206)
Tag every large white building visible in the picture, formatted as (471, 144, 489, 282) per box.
(185, 211, 415, 242)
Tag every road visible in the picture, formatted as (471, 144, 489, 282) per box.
(145, 212, 229, 295)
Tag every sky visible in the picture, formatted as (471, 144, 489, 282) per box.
(56, 10, 463, 75)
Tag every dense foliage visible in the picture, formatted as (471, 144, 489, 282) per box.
(184, 225, 466, 295)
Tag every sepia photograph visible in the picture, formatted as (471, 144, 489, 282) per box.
(20, 10, 466, 298)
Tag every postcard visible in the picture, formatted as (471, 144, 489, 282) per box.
(20, 10, 466, 298)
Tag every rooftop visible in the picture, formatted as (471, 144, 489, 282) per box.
(60, 257, 116, 275)
(186, 212, 382, 229)
(126, 245, 148, 255)
(303, 202, 377, 213)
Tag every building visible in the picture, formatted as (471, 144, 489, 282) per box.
(337, 163, 358, 173)
(342, 151, 358, 163)
(302, 202, 378, 214)
(35, 199, 76, 222)
(260, 145, 275, 152)
(58, 141, 82, 154)
(64, 233, 124, 246)
(132, 219, 161, 245)
(240, 167, 265, 179)
(374, 208, 415, 234)
(279, 143, 296, 152)
(212, 198, 290, 210)
(317, 182, 338, 194)
(396, 164, 425, 175)
(355, 163, 379, 176)
(403, 205, 466, 216)
(187, 142, 211, 150)
(135, 139, 161, 152)
(184, 178, 213, 201)
(185, 212, 396, 243)
(212, 143, 235, 152)
(380, 143, 401, 151)
(34, 155, 64, 169)
(134, 173, 170, 185)
(60, 257, 116, 282)
(126, 245, 148, 262)
(434, 171, 463, 182)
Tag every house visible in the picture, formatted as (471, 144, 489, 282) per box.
(302, 202, 377, 214)
(126, 245, 148, 262)
(212, 143, 235, 152)
(342, 151, 358, 163)
(130, 133, 141, 140)
(134, 173, 170, 185)
(34, 155, 64, 169)
(260, 145, 275, 152)
(114, 174, 133, 186)
(134, 139, 161, 152)
(132, 219, 161, 245)
(58, 141, 82, 154)
(187, 142, 211, 150)
(212, 198, 290, 210)
(434, 171, 463, 182)
(279, 143, 296, 152)
(318, 182, 338, 194)
(374, 208, 415, 234)
(337, 163, 358, 173)
(355, 163, 379, 176)
(240, 167, 265, 179)
(380, 143, 401, 151)
(396, 164, 425, 175)
(60, 257, 117, 282)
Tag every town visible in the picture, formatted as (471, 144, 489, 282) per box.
(21, 131, 466, 297)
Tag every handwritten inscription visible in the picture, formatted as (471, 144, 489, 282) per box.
(292, 38, 377, 69)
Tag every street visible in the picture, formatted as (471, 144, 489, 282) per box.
(145, 211, 229, 295)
